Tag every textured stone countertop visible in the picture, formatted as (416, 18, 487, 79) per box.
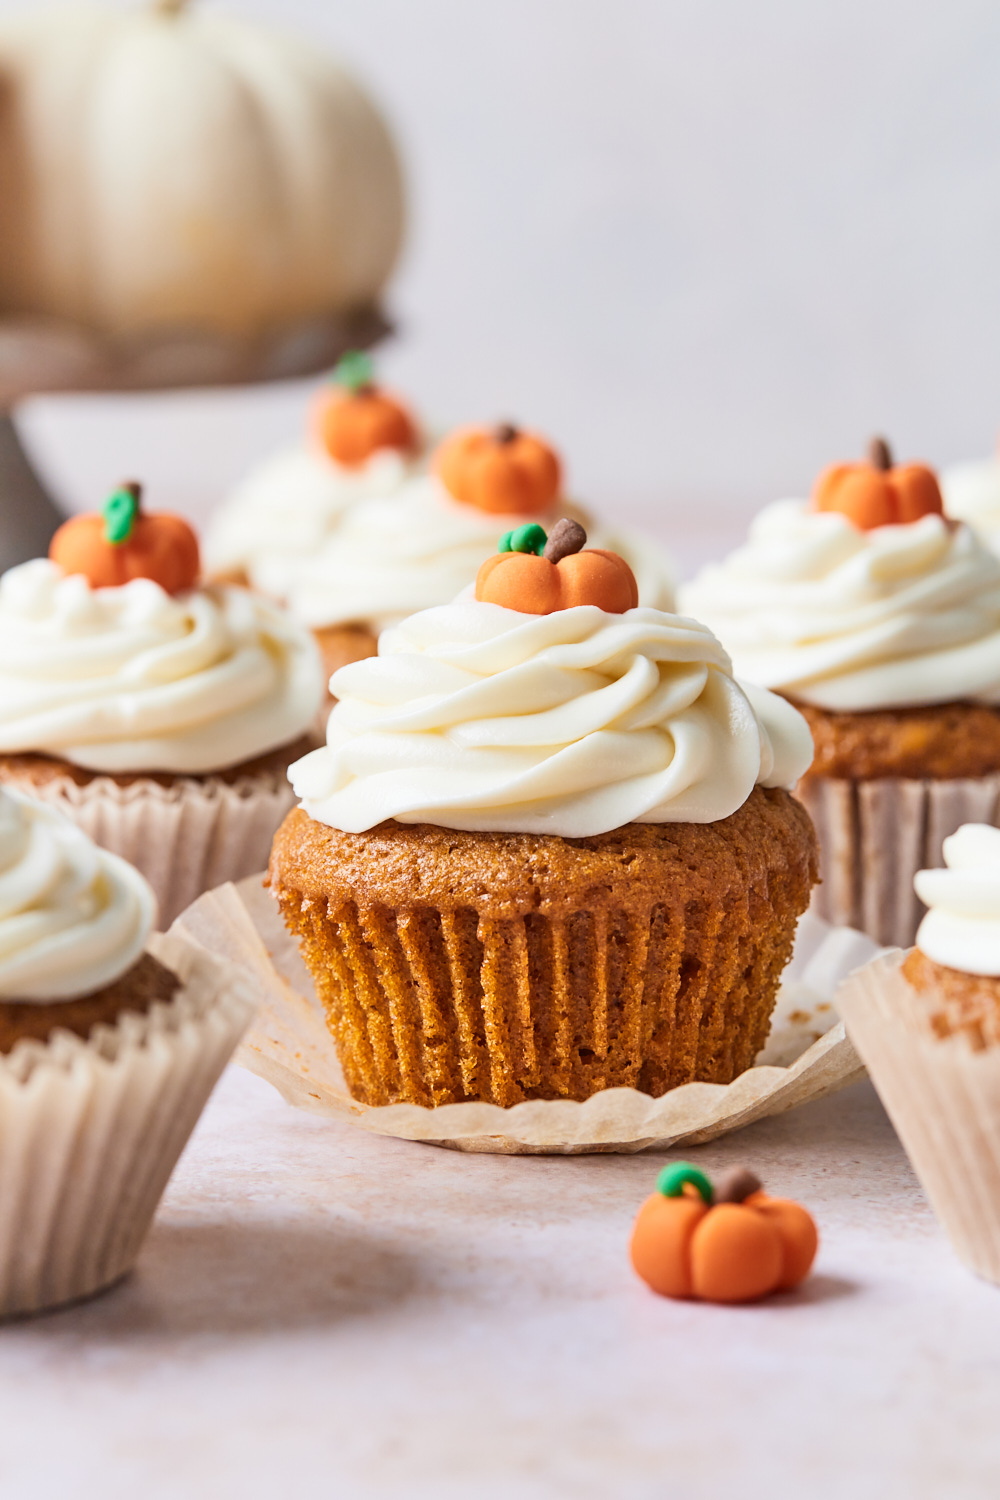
(2, 1064, 997, 1499)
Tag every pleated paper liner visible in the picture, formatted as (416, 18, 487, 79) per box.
(838, 952, 1000, 1287)
(0, 930, 257, 1318)
(174, 875, 880, 1156)
(798, 772, 1000, 949)
(0, 767, 297, 927)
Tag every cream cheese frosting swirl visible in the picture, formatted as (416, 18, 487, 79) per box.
(0, 560, 323, 774)
(915, 824, 1000, 976)
(290, 599, 813, 836)
(942, 458, 1000, 559)
(679, 500, 1000, 711)
(286, 476, 676, 631)
(203, 442, 423, 599)
(0, 787, 155, 1001)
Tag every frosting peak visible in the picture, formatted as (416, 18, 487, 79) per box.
(0, 788, 155, 1001)
(679, 501, 1000, 711)
(0, 560, 323, 774)
(289, 600, 813, 836)
(915, 825, 1000, 976)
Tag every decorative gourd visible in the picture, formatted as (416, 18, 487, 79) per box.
(50, 482, 200, 593)
(812, 437, 944, 530)
(312, 351, 418, 467)
(435, 423, 561, 516)
(0, 1, 403, 339)
(475, 519, 638, 615)
(629, 1162, 818, 1304)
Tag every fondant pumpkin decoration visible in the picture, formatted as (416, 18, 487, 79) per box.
(476, 519, 638, 615)
(812, 437, 944, 530)
(313, 351, 419, 467)
(630, 1162, 818, 1304)
(435, 423, 561, 516)
(50, 482, 200, 594)
(0, 1, 403, 339)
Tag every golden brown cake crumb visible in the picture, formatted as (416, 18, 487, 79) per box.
(902, 947, 1000, 1050)
(795, 700, 1000, 780)
(313, 624, 379, 686)
(0, 952, 180, 1053)
(268, 787, 818, 1108)
(0, 734, 317, 791)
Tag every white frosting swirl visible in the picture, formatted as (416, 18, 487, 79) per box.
(203, 441, 423, 599)
(679, 500, 1000, 711)
(0, 560, 323, 774)
(290, 600, 813, 836)
(915, 824, 1000, 976)
(0, 787, 155, 1001)
(284, 476, 676, 631)
(942, 458, 1000, 558)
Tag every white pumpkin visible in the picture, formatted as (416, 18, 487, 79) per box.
(0, 0, 404, 339)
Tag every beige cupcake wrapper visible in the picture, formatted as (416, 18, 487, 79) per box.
(173, 876, 878, 1155)
(798, 773, 1000, 949)
(0, 768, 297, 928)
(838, 951, 1000, 1287)
(0, 930, 256, 1318)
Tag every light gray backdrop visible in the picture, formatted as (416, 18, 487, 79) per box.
(8, 0, 1000, 570)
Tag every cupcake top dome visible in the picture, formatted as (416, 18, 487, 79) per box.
(679, 439, 1000, 712)
(284, 421, 676, 632)
(202, 351, 427, 597)
(0, 787, 154, 1001)
(943, 442, 1000, 559)
(0, 484, 323, 775)
(288, 536, 812, 837)
(915, 825, 1000, 978)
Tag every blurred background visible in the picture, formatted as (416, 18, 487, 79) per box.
(6, 0, 1000, 574)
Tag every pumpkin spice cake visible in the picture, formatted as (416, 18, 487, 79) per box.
(681, 439, 1000, 946)
(0, 482, 324, 923)
(269, 525, 817, 1109)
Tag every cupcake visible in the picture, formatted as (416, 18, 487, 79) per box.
(943, 444, 1000, 558)
(284, 421, 677, 685)
(0, 785, 255, 1315)
(680, 439, 1000, 948)
(268, 521, 817, 1109)
(0, 482, 323, 924)
(203, 350, 426, 609)
(838, 825, 1000, 1286)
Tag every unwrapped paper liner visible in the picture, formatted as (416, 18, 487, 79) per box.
(798, 773, 1000, 950)
(174, 875, 880, 1156)
(838, 951, 1000, 1287)
(0, 767, 297, 927)
(0, 930, 256, 1317)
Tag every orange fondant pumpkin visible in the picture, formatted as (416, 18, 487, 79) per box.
(435, 422, 561, 516)
(475, 519, 638, 615)
(49, 482, 200, 595)
(812, 436, 944, 530)
(629, 1163, 818, 1304)
(312, 350, 418, 468)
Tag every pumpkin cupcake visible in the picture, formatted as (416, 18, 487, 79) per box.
(838, 825, 1000, 1286)
(203, 350, 426, 610)
(0, 785, 255, 1315)
(0, 482, 323, 924)
(942, 442, 1000, 559)
(283, 420, 677, 686)
(680, 439, 1000, 947)
(268, 521, 817, 1109)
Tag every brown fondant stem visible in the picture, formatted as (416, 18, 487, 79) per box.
(543, 517, 587, 562)
(868, 436, 892, 472)
(713, 1167, 762, 1204)
(494, 423, 519, 445)
(122, 480, 143, 511)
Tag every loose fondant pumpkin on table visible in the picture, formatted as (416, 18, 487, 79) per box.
(475, 518, 639, 615)
(813, 437, 945, 531)
(49, 482, 200, 594)
(630, 1163, 818, 1303)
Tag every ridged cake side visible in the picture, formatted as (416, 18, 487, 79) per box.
(269, 788, 818, 1107)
